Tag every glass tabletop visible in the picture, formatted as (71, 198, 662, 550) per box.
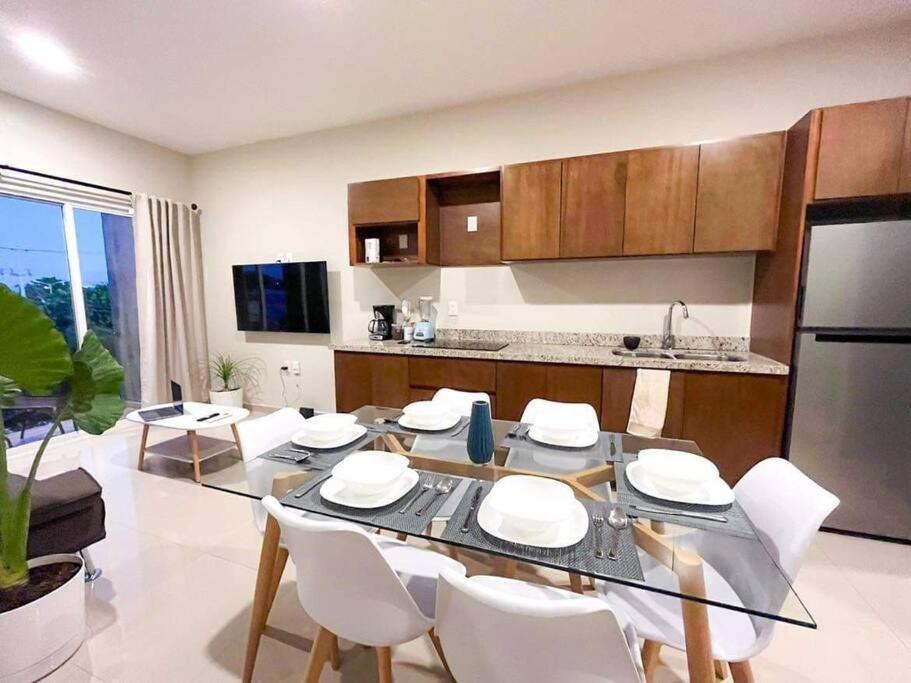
(201, 405, 815, 629)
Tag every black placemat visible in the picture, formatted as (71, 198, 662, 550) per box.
(439, 481, 644, 582)
(280, 470, 463, 536)
(614, 461, 756, 539)
(260, 430, 381, 468)
(368, 416, 470, 439)
(500, 425, 623, 463)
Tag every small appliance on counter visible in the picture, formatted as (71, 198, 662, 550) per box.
(413, 296, 435, 342)
(368, 304, 395, 341)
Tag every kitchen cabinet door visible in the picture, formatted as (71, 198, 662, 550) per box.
(681, 372, 787, 485)
(623, 146, 699, 255)
(560, 153, 627, 258)
(496, 361, 601, 421)
(694, 132, 785, 252)
(815, 98, 909, 199)
(334, 352, 409, 411)
(348, 176, 421, 225)
(901, 104, 911, 193)
(501, 160, 563, 260)
(600, 367, 685, 437)
(544, 365, 602, 412)
(409, 357, 497, 393)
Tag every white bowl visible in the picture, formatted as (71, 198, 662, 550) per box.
(302, 413, 357, 443)
(532, 416, 592, 445)
(402, 401, 449, 427)
(637, 449, 719, 495)
(331, 450, 410, 497)
(486, 475, 575, 536)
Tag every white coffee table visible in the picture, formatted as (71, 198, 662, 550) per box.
(125, 402, 250, 483)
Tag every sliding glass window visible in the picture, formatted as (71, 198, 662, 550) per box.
(0, 193, 139, 447)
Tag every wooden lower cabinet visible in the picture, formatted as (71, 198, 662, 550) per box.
(680, 372, 788, 484)
(334, 352, 409, 411)
(496, 362, 602, 421)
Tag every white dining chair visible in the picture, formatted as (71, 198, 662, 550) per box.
(262, 495, 466, 682)
(520, 398, 600, 430)
(430, 387, 490, 416)
(596, 458, 839, 682)
(436, 566, 645, 682)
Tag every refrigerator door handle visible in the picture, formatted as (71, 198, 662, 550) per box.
(813, 333, 911, 344)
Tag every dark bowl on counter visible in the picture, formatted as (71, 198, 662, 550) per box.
(623, 335, 641, 351)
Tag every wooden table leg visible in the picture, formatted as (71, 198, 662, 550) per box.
(231, 422, 244, 460)
(569, 573, 584, 594)
(188, 430, 201, 483)
(677, 550, 715, 683)
(137, 424, 149, 471)
(242, 514, 281, 683)
(492, 557, 517, 578)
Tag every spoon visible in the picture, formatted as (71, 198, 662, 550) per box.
(607, 506, 630, 561)
(416, 478, 454, 516)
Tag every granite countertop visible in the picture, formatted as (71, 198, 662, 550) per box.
(330, 330, 788, 376)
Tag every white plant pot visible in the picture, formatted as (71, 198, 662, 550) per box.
(209, 387, 244, 408)
(0, 554, 85, 683)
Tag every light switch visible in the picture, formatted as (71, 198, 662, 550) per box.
(291, 360, 301, 376)
(467, 215, 478, 232)
(399, 233, 408, 249)
(448, 301, 458, 316)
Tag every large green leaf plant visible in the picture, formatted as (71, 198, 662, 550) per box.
(0, 284, 125, 589)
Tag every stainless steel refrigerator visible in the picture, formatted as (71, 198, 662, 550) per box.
(788, 219, 911, 541)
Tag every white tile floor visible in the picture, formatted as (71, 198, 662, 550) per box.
(9, 420, 911, 682)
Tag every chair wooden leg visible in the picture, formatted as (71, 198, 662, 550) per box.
(243, 516, 281, 683)
(492, 557, 517, 578)
(729, 660, 754, 683)
(429, 629, 453, 680)
(642, 640, 662, 680)
(395, 532, 408, 542)
(715, 659, 730, 680)
(264, 546, 288, 617)
(137, 424, 149, 471)
(375, 646, 394, 683)
(303, 626, 334, 683)
(446, 546, 460, 562)
(568, 572, 584, 594)
(329, 633, 342, 671)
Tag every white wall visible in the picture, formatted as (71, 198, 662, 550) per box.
(1, 91, 191, 201)
(191, 22, 911, 410)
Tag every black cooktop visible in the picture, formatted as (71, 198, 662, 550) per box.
(406, 340, 509, 352)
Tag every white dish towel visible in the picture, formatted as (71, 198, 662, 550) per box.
(626, 368, 671, 438)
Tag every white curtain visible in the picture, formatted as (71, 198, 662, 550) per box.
(134, 194, 210, 404)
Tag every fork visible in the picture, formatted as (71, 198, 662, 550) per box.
(416, 479, 454, 516)
(592, 514, 605, 558)
(398, 478, 435, 514)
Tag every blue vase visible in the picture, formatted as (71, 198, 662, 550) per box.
(467, 400, 494, 465)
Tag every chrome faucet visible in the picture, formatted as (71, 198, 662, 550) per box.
(662, 300, 689, 350)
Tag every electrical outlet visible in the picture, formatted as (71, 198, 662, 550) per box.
(398, 233, 408, 249)
(447, 301, 458, 316)
(291, 360, 301, 376)
(467, 215, 478, 232)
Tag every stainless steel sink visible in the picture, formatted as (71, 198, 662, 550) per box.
(612, 349, 675, 359)
(671, 351, 746, 362)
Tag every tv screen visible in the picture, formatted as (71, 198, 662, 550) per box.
(232, 261, 330, 333)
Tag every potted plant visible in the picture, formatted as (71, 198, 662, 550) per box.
(208, 353, 257, 407)
(0, 284, 125, 681)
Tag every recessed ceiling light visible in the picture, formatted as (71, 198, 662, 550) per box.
(12, 30, 80, 77)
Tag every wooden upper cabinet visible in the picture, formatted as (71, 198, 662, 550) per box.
(560, 152, 627, 258)
(694, 132, 785, 253)
(348, 176, 421, 225)
(901, 104, 911, 193)
(501, 160, 563, 260)
(623, 146, 699, 255)
(815, 98, 909, 199)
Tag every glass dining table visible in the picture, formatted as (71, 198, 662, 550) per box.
(202, 406, 815, 683)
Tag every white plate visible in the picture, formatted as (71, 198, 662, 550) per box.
(626, 460, 734, 506)
(397, 412, 461, 432)
(478, 496, 589, 548)
(319, 468, 419, 509)
(527, 425, 599, 449)
(292, 424, 368, 450)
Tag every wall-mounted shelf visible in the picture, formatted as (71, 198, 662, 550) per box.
(426, 169, 502, 266)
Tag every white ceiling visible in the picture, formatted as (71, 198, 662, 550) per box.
(1, 1, 910, 155)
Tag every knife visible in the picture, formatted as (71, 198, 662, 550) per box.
(629, 503, 728, 523)
(460, 484, 484, 533)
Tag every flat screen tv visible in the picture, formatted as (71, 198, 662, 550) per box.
(232, 261, 330, 333)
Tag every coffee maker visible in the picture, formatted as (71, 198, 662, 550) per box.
(368, 304, 395, 340)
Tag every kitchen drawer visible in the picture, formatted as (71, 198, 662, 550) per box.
(408, 357, 497, 392)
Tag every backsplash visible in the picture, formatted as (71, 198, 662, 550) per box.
(434, 327, 750, 352)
